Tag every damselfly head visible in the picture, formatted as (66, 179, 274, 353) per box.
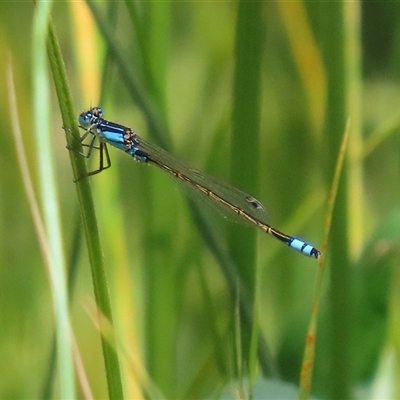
(79, 107, 103, 129)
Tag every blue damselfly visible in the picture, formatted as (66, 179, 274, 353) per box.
(75, 107, 321, 259)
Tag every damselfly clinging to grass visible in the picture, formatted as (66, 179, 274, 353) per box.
(75, 107, 321, 259)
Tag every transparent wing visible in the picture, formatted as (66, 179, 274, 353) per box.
(135, 136, 269, 225)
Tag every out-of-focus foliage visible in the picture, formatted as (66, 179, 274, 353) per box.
(1, 2, 399, 398)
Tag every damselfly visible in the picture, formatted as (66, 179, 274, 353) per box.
(75, 107, 321, 259)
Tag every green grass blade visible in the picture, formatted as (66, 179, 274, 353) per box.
(32, 3, 75, 398)
(230, 0, 263, 378)
(344, 1, 364, 261)
(299, 120, 350, 399)
(319, 4, 351, 399)
(46, 18, 124, 400)
(189, 203, 276, 378)
(85, 0, 170, 150)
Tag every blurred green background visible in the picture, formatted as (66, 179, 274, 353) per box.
(1, 1, 400, 399)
